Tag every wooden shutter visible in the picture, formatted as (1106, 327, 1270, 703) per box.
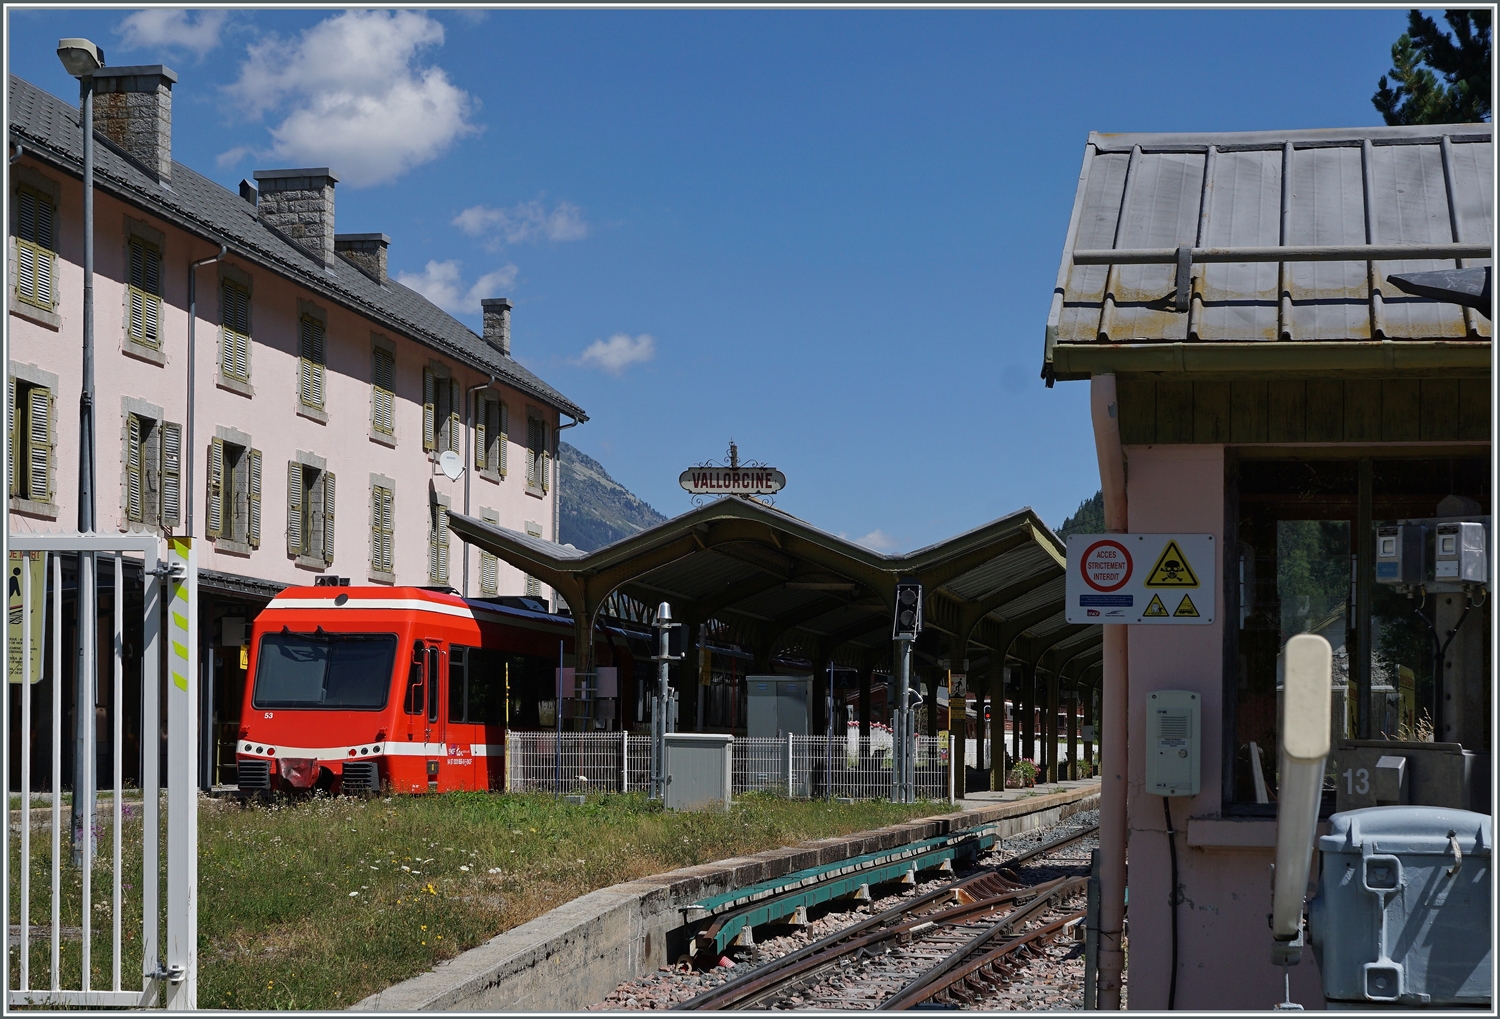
(160, 422, 181, 527)
(372, 485, 394, 574)
(499, 402, 508, 476)
(143, 247, 161, 343)
(206, 438, 224, 538)
(540, 420, 551, 493)
(448, 380, 462, 454)
(247, 449, 262, 548)
(7, 379, 16, 498)
(143, 418, 161, 525)
(16, 239, 37, 304)
(480, 551, 498, 595)
(125, 415, 144, 522)
(372, 346, 395, 434)
(300, 317, 325, 407)
(231, 446, 250, 544)
(437, 505, 449, 583)
(35, 243, 53, 308)
(34, 192, 53, 251)
(15, 190, 53, 309)
(474, 397, 487, 471)
(428, 504, 441, 582)
(322, 472, 336, 564)
(286, 461, 303, 555)
(18, 189, 36, 243)
(422, 368, 436, 451)
(222, 282, 250, 381)
(26, 387, 52, 503)
(128, 243, 146, 339)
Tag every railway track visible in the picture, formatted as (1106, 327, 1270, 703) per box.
(671, 821, 1098, 1011)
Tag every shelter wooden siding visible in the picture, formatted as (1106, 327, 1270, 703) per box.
(1117, 377, 1489, 445)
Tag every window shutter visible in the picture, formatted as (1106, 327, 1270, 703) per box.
(125, 415, 144, 522)
(451, 381, 463, 454)
(422, 368, 436, 451)
(129, 243, 146, 338)
(247, 448, 262, 548)
(36, 245, 53, 308)
(16, 242, 37, 304)
(222, 283, 250, 381)
(144, 244, 160, 295)
(428, 504, 440, 581)
(26, 387, 52, 503)
(160, 422, 181, 527)
(300, 317, 325, 407)
(7, 378, 16, 498)
(372, 347, 395, 434)
(230, 446, 249, 544)
(286, 461, 303, 555)
(499, 402, 508, 476)
(481, 551, 498, 595)
(438, 505, 450, 583)
(35, 195, 53, 253)
(372, 486, 393, 574)
(541, 421, 551, 492)
(206, 438, 224, 538)
(18, 189, 36, 242)
(322, 471, 336, 564)
(474, 396, 487, 471)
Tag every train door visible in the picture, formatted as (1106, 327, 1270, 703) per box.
(401, 638, 446, 791)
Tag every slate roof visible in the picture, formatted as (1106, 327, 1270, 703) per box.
(1043, 124, 1493, 380)
(7, 73, 586, 420)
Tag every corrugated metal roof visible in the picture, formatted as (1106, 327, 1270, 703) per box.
(7, 73, 586, 420)
(1046, 123, 1492, 359)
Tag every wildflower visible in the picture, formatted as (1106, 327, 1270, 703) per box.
(459, 865, 470, 872)
(421, 925, 428, 931)
(401, 865, 411, 872)
(349, 891, 359, 897)
(487, 867, 502, 874)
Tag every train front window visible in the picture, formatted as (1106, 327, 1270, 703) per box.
(253, 632, 397, 710)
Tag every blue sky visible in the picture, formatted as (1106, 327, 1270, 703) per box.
(7, 7, 1417, 550)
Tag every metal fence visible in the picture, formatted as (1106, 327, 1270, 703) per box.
(503, 732, 952, 802)
(505, 732, 652, 794)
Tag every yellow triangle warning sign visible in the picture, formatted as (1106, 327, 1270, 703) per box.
(1145, 540, 1200, 587)
(1143, 594, 1170, 617)
(1173, 594, 1200, 618)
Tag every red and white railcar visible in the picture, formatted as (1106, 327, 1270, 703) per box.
(235, 585, 628, 795)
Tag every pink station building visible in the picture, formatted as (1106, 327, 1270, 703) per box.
(7, 65, 585, 786)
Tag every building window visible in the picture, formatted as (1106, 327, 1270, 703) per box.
(475, 396, 507, 480)
(127, 238, 163, 348)
(8, 378, 54, 507)
(429, 500, 451, 585)
(371, 343, 395, 438)
(526, 413, 550, 494)
(298, 315, 326, 410)
(220, 279, 251, 383)
(370, 481, 395, 579)
(479, 508, 500, 595)
(13, 186, 56, 311)
(524, 519, 543, 599)
(287, 459, 335, 566)
(422, 367, 459, 454)
(206, 436, 261, 550)
(124, 411, 181, 530)
(1226, 454, 1491, 815)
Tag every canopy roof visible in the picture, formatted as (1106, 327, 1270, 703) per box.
(448, 496, 1099, 677)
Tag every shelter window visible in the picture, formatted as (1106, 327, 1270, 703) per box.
(1226, 455, 1490, 815)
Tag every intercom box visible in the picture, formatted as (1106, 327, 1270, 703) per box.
(1146, 690, 1200, 797)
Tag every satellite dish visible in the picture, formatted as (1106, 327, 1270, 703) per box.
(438, 449, 464, 481)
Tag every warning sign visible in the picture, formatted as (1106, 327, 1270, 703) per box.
(1144, 540, 1199, 588)
(1065, 534, 1214, 625)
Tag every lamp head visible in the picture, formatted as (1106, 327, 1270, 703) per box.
(56, 38, 104, 77)
(655, 602, 672, 626)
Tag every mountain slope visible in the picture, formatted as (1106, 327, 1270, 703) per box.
(558, 441, 669, 551)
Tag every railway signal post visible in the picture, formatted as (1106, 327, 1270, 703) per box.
(651, 602, 682, 801)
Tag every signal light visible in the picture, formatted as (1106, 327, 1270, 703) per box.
(893, 579, 923, 639)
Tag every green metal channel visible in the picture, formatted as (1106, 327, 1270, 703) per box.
(694, 831, 997, 955)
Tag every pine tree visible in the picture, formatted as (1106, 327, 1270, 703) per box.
(1056, 490, 1104, 540)
(1372, 9, 1491, 125)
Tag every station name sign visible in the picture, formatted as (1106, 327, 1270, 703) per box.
(1064, 533, 1215, 625)
(679, 467, 786, 496)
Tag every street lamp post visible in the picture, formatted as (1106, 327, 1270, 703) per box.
(57, 37, 103, 866)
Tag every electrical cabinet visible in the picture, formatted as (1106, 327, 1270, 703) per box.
(1146, 690, 1200, 797)
(746, 676, 810, 739)
(1434, 522, 1487, 585)
(1376, 524, 1426, 586)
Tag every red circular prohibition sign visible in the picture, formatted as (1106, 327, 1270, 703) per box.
(1080, 539, 1133, 592)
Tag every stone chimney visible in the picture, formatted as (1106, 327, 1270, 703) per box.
(481, 298, 512, 357)
(334, 233, 390, 283)
(92, 65, 178, 183)
(252, 168, 339, 269)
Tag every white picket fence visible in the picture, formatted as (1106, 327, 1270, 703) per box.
(503, 731, 952, 801)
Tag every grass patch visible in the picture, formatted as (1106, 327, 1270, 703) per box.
(9, 791, 951, 1010)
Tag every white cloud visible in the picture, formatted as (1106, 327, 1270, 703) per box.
(572, 334, 656, 375)
(395, 260, 517, 316)
(453, 200, 589, 246)
(224, 10, 478, 187)
(216, 145, 252, 169)
(117, 9, 228, 57)
(852, 530, 898, 551)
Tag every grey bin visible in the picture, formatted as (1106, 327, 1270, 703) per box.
(664, 733, 733, 811)
(1308, 806, 1491, 1008)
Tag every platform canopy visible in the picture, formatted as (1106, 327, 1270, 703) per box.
(447, 496, 1098, 681)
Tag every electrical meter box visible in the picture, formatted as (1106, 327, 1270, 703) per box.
(1307, 806, 1491, 1007)
(1433, 522, 1487, 586)
(746, 676, 810, 739)
(1376, 524, 1426, 586)
(1146, 690, 1200, 796)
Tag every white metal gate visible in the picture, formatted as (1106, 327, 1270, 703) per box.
(4, 534, 198, 1009)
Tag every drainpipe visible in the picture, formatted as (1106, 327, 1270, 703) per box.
(184, 244, 227, 536)
(1091, 373, 1129, 1010)
(553, 413, 580, 612)
(461, 376, 496, 597)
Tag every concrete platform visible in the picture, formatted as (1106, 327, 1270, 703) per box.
(350, 781, 1101, 1013)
